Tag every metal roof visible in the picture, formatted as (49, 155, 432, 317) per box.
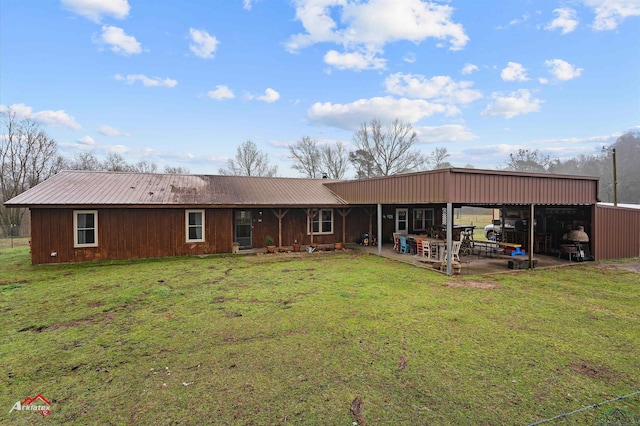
(323, 168, 600, 205)
(4, 170, 348, 207)
(5, 167, 601, 208)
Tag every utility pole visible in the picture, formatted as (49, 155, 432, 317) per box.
(602, 146, 618, 206)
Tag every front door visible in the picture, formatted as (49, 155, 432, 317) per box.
(396, 208, 408, 233)
(234, 210, 252, 249)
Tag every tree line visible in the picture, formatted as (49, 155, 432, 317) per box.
(220, 119, 454, 180)
(2, 106, 638, 236)
(504, 131, 640, 204)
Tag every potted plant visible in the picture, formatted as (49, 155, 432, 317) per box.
(292, 239, 301, 252)
(265, 235, 276, 253)
(333, 241, 343, 250)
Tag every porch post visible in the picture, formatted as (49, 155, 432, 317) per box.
(529, 204, 535, 269)
(446, 202, 453, 276)
(377, 203, 382, 256)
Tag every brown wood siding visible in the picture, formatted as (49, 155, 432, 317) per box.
(29, 208, 233, 264)
(593, 205, 640, 260)
(244, 207, 369, 247)
(325, 169, 598, 205)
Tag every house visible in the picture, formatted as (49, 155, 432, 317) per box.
(5, 168, 640, 269)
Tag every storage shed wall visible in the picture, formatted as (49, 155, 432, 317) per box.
(30, 208, 233, 264)
(593, 205, 640, 260)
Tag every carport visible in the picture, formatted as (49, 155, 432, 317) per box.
(325, 168, 602, 275)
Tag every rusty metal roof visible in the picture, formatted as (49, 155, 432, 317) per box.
(5, 170, 348, 207)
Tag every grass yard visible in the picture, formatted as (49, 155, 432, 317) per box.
(1, 247, 639, 425)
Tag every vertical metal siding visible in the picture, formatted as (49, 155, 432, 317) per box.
(594, 205, 640, 260)
(326, 169, 598, 205)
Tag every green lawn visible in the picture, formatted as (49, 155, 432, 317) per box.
(1, 247, 639, 425)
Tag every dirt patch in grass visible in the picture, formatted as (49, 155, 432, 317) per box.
(571, 360, 616, 383)
(445, 280, 501, 290)
(596, 260, 640, 274)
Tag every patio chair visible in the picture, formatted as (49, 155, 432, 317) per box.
(399, 236, 410, 254)
(443, 241, 462, 262)
(392, 233, 400, 252)
(415, 238, 423, 257)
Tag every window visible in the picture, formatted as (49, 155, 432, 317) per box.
(74, 210, 98, 248)
(413, 208, 434, 231)
(396, 208, 408, 232)
(308, 209, 333, 235)
(186, 210, 205, 242)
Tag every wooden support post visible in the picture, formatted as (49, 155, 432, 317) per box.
(363, 207, 375, 241)
(271, 208, 289, 248)
(305, 208, 318, 244)
(337, 208, 352, 244)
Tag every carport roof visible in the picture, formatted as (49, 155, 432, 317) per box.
(323, 168, 600, 205)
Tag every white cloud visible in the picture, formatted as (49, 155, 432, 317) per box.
(461, 63, 478, 75)
(546, 8, 579, 34)
(1, 103, 82, 130)
(252, 88, 280, 103)
(481, 89, 542, 118)
(415, 124, 478, 143)
(384, 73, 482, 104)
(307, 96, 453, 130)
(207, 85, 235, 100)
(98, 125, 126, 136)
(243, 0, 253, 10)
(544, 59, 583, 81)
(189, 28, 219, 59)
(495, 13, 531, 30)
(538, 77, 549, 85)
(323, 49, 386, 71)
(403, 52, 416, 64)
(286, 0, 468, 70)
(114, 74, 178, 87)
(77, 135, 95, 145)
(61, 0, 130, 22)
(500, 62, 529, 82)
(96, 26, 142, 55)
(582, 0, 640, 30)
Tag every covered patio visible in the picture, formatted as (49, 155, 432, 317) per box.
(353, 243, 573, 275)
(325, 168, 601, 275)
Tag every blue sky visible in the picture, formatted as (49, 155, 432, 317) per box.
(1, 0, 639, 176)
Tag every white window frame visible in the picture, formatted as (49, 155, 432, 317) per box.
(413, 208, 434, 231)
(74, 210, 98, 248)
(185, 209, 205, 242)
(307, 208, 334, 235)
(395, 208, 408, 233)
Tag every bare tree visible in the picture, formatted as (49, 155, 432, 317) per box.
(504, 149, 559, 173)
(219, 140, 277, 177)
(320, 142, 349, 179)
(164, 165, 190, 174)
(67, 151, 103, 171)
(102, 153, 134, 172)
(428, 147, 453, 169)
(289, 136, 321, 178)
(1, 109, 64, 235)
(351, 118, 425, 177)
(132, 160, 158, 173)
